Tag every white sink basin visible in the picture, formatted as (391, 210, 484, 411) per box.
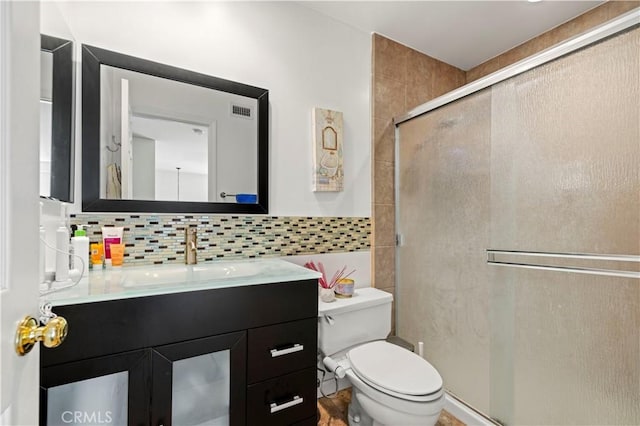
(122, 262, 260, 287)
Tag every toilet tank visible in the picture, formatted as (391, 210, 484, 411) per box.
(318, 287, 393, 356)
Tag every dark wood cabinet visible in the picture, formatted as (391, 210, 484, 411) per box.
(40, 278, 318, 426)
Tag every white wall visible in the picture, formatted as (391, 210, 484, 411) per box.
(156, 169, 208, 203)
(43, 1, 372, 217)
(40, 101, 52, 197)
(131, 136, 155, 200)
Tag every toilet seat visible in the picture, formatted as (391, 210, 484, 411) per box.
(347, 341, 443, 402)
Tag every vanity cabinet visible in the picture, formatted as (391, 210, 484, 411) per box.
(40, 278, 318, 426)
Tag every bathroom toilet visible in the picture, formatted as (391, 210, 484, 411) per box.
(318, 287, 445, 426)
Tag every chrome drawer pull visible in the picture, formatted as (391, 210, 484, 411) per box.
(270, 396, 303, 414)
(270, 343, 304, 358)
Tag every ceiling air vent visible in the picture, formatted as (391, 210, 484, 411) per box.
(230, 103, 253, 119)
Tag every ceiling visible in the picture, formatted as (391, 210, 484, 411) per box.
(301, 1, 604, 70)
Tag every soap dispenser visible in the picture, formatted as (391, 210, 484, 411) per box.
(71, 225, 89, 278)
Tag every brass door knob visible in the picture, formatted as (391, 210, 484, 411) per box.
(15, 315, 68, 356)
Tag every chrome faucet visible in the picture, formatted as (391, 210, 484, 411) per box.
(185, 227, 198, 265)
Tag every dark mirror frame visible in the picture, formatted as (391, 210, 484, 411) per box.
(42, 34, 74, 203)
(82, 44, 269, 214)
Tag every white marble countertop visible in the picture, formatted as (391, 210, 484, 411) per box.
(42, 258, 321, 306)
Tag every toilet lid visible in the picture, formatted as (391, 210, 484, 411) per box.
(347, 341, 443, 396)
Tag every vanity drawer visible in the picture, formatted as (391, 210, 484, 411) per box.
(247, 367, 317, 426)
(248, 318, 317, 383)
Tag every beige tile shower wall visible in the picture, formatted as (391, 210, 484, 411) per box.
(371, 34, 466, 309)
(466, 1, 640, 82)
(71, 214, 370, 266)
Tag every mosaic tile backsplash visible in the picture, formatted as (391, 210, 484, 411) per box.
(71, 214, 371, 266)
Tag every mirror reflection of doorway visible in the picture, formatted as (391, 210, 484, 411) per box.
(39, 50, 54, 197)
(129, 115, 214, 202)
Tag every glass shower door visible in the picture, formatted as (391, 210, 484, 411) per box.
(396, 89, 493, 414)
(396, 25, 640, 425)
(488, 27, 640, 425)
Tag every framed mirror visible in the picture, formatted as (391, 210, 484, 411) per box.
(82, 44, 269, 213)
(41, 34, 74, 202)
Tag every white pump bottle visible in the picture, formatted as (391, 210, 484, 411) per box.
(71, 225, 89, 278)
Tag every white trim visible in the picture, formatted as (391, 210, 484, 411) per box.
(444, 392, 497, 426)
(394, 8, 640, 125)
(0, 1, 8, 292)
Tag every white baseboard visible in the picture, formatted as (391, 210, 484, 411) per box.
(444, 392, 497, 426)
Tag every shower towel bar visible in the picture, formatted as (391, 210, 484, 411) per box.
(487, 250, 639, 263)
(486, 249, 640, 279)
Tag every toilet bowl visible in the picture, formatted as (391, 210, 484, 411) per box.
(318, 288, 445, 426)
(334, 341, 444, 425)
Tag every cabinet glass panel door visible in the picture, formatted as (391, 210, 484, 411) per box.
(47, 372, 128, 426)
(40, 350, 150, 426)
(152, 331, 246, 426)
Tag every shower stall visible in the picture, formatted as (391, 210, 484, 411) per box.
(395, 11, 639, 425)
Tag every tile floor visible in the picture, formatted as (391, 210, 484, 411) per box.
(317, 388, 465, 426)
